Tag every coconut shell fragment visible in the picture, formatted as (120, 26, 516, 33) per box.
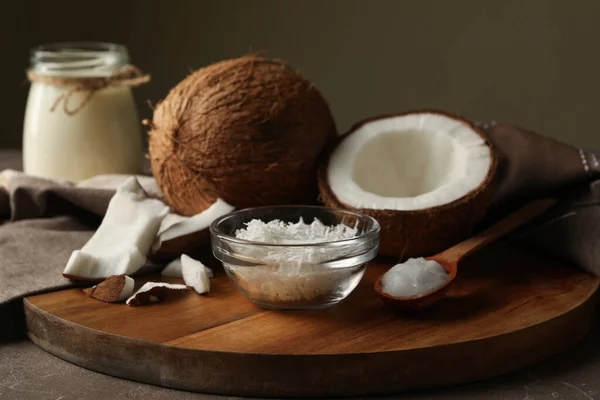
(126, 282, 190, 307)
(147, 55, 337, 216)
(83, 275, 135, 303)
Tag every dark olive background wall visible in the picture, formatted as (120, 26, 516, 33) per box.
(2, 0, 599, 149)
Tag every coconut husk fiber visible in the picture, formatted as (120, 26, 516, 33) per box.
(147, 56, 337, 216)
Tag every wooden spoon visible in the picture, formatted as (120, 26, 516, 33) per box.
(374, 199, 558, 311)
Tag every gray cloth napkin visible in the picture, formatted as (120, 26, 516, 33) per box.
(0, 171, 160, 307)
(0, 123, 599, 323)
(0, 172, 112, 307)
(0, 217, 92, 305)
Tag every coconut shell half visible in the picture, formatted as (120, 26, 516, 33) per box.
(318, 110, 500, 259)
(148, 56, 336, 216)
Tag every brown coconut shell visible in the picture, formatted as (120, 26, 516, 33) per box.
(148, 56, 336, 216)
(318, 110, 501, 259)
(83, 275, 130, 303)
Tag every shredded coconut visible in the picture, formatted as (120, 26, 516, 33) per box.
(233, 217, 358, 266)
(227, 218, 363, 306)
(235, 217, 357, 244)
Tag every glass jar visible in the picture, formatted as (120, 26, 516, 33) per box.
(23, 42, 144, 182)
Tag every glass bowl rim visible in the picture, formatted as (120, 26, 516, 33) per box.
(210, 205, 380, 248)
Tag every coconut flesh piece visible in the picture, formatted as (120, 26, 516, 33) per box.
(77, 174, 234, 261)
(160, 258, 183, 278)
(151, 198, 234, 258)
(161, 256, 214, 278)
(181, 254, 211, 294)
(126, 282, 189, 306)
(63, 177, 169, 281)
(83, 275, 135, 303)
(320, 111, 498, 258)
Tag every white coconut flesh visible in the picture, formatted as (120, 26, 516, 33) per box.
(161, 257, 214, 279)
(116, 275, 136, 302)
(328, 113, 492, 210)
(181, 254, 211, 294)
(152, 198, 234, 253)
(63, 177, 169, 280)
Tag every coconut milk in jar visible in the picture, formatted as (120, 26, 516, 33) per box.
(23, 42, 147, 181)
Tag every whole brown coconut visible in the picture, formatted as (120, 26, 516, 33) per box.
(147, 56, 336, 216)
(318, 110, 500, 259)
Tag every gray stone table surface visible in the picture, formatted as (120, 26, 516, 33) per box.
(2, 149, 600, 400)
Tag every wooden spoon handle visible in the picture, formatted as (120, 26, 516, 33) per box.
(435, 199, 558, 264)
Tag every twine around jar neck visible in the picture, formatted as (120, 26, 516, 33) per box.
(26, 65, 150, 116)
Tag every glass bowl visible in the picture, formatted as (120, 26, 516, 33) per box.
(210, 206, 380, 310)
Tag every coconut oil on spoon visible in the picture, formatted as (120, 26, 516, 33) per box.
(374, 199, 558, 311)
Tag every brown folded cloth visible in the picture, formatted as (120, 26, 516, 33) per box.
(483, 122, 599, 207)
(0, 123, 599, 335)
(481, 123, 600, 276)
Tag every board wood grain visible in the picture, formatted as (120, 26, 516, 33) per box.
(24, 243, 599, 397)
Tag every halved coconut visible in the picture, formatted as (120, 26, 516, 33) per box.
(319, 111, 499, 258)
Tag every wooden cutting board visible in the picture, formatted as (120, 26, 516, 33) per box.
(24, 243, 599, 398)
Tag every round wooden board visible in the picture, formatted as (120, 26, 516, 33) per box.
(24, 243, 599, 398)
